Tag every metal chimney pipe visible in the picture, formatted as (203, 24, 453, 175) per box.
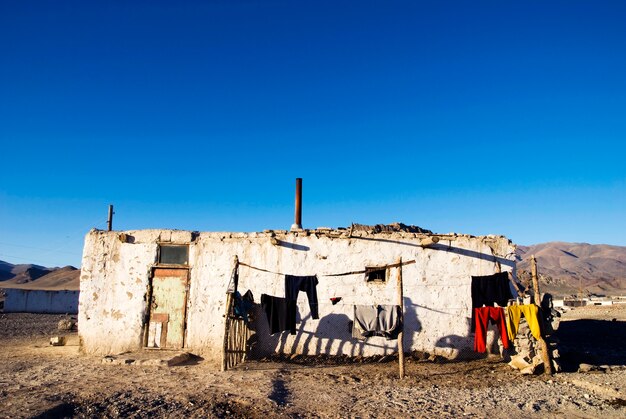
(107, 204, 114, 231)
(291, 178, 302, 230)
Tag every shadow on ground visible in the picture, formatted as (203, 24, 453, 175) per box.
(268, 369, 291, 407)
(557, 319, 626, 372)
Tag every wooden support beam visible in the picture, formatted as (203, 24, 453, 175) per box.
(397, 256, 405, 379)
(507, 271, 524, 298)
(419, 237, 440, 247)
(531, 255, 554, 375)
(222, 255, 239, 371)
(221, 293, 233, 372)
(495, 261, 524, 298)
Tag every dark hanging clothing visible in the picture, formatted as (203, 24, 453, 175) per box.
(471, 272, 513, 332)
(352, 305, 403, 340)
(233, 290, 254, 324)
(261, 294, 296, 335)
(285, 275, 319, 319)
(471, 272, 512, 308)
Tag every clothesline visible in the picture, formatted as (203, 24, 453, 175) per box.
(312, 302, 470, 312)
(238, 259, 416, 277)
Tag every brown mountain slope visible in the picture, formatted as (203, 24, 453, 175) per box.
(0, 262, 52, 282)
(516, 242, 626, 296)
(0, 265, 80, 290)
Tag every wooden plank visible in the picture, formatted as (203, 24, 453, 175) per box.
(151, 313, 169, 323)
(153, 268, 188, 278)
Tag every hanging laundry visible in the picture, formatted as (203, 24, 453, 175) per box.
(352, 305, 402, 340)
(506, 304, 542, 341)
(233, 290, 254, 324)
(261, 294, 296, 335)
(473, 306, 510, 353)
(470, 272, 513, 332)
(471, 272, 512, 308)
(285, 275, 319, 319)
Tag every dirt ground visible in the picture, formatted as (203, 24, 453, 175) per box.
(0, 305, 624, 418)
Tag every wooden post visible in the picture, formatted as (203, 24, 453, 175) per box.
(531, 256, 539, 303)
(221, 255, 239, 371)
(221, 293, 232, 372)
(531, 255, 554, 375)
(397, 257, 405, 379)
(107, 204, 114, 231)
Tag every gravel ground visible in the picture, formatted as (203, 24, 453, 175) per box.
(0, 306, 624, 418)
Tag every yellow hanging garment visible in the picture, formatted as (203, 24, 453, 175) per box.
(506, 304, 542, 341)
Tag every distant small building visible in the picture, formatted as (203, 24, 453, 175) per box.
(78, 227, 517, 365)
(1, 266, 80, 314)
(3, 289, 79, 314)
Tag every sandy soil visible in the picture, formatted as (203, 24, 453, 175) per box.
(0, 305, 624, 418)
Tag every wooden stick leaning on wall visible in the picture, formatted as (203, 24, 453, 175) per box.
(396, 256, 405, 379)
(221, 255, 239, 372)
(221, 293, 233, 372)
(495, 260, 524, 298)
(531, 255, 554, 375)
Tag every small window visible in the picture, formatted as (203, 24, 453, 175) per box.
(159, 244, 189, 265)
(365, 267, 387, 283)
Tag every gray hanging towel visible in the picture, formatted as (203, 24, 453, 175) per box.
(352, 305, 402, 340)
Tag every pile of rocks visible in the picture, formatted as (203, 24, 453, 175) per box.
(508, 310, 562, 374)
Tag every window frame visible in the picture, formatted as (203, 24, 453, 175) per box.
(364, 266, 388, 283)
(157, 243, 190, 266)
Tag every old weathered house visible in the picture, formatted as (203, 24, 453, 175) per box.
(78, 225, 517, 365)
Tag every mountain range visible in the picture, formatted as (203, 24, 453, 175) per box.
(0, 262, 80, 290)
(516, 242, 626, 297)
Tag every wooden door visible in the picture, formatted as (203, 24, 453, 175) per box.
(147, 268, 189, 349)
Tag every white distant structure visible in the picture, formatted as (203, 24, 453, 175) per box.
(3, 289, 79, 313)
(1, 267, 80, 314)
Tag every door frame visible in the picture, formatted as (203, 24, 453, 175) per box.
(144, 265, 190, 349)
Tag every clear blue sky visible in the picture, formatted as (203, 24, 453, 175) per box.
(1, 1, 625, 267)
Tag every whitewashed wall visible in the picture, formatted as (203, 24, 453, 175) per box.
(78, 229, 516, 364)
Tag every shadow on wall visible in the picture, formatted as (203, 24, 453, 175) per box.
(435, 317, 478, 360)
(274, 240, 310, 252)
(248, 297, 425, 359)
(353, 236, 515, 269)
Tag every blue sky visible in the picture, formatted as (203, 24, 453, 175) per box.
(1, 1, 625, 267)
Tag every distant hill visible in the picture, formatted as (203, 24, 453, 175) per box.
(0, 262, 53, 282)
(0, 261, 79, 290)
(516, 242, 626, 297)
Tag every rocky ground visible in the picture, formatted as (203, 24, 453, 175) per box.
(0, 305, 624, 418)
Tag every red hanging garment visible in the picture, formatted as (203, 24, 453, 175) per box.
(473, 306, 510, 353)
